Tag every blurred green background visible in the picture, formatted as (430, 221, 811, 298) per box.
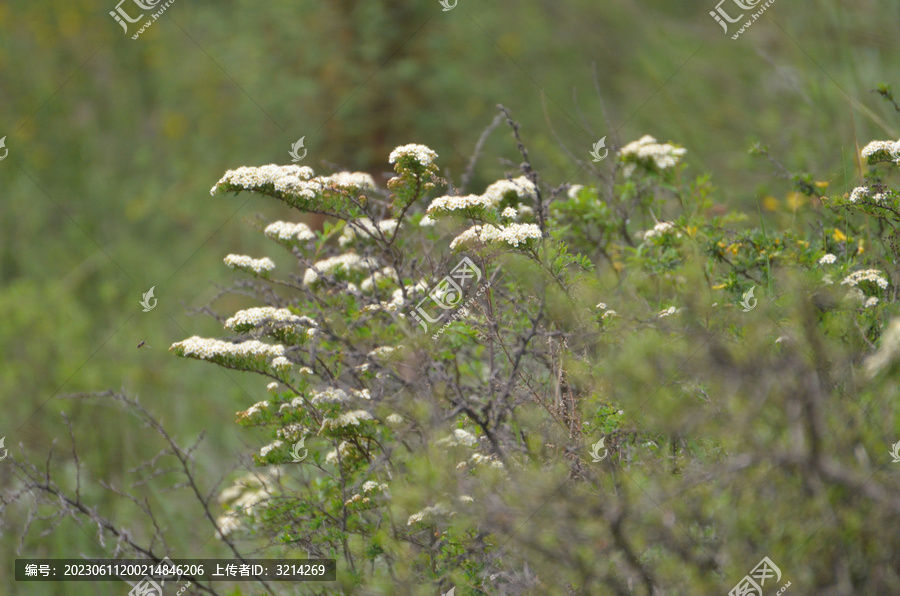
(1, 0, 897, 593)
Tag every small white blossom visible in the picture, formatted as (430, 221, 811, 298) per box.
(658, 306, 678, 318)
(310, 388, 348, 404)
(419, 214, 437, 227)
(386, 414, 403, 425)
(389, 144, 438, 167)
(426, 194, 493, 215)
(437, 429, 478, 447)
(865, 296, 879, 308)
(841, 269, 889, 289)
(481, 176, 537, 207)
(818, 254, 837, 265)
(271, 356, 292, 371)
(568, 184, 583, 199)
(302, 253, 375, 286)
(266, 382, 279, 392)
(849, 186, 870, 203)
(264, 221, 316, 243)
(171, 336, 285, 362)
(618, 135, 687, 170)
(259, 440, 283, 457)
(224, 254, 276, 275)
(501, 206, 518, 219)
(449, 223, 542, 250)
(642, 222, 680, 240)
(320, 410, 374, 431)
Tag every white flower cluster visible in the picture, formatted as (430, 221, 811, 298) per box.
(211, 164, 315, 196)
(865, 296, 879, 308)
(426, 194, 493, 215)
(596, 302, 617, 319)
(325, 441, 355, 465)
(338, 218, 398, 247)
(407, 503, 453, 526)
(171, 336, 285, 361)
(259, 440, 283, 457)
(861, 140, 900, 163)
(449, 223, 542, 250)
(658, 306, 678, 318)
(481, 176, 537, 207)
(320, 410, 374, 431)
(619, 135, 687, 171)
(389, 144, 438, 167)
(367, 345, 401, 360)
(841, 269, 889, 289)
(436, 428, 478, 447)
(419, 214, 437, 227)
(329, 171, 376, 190)
(360, 266, 401, 293)
(267, 382, 279, 392)
(353, 388, 371, 400)
(264, 220, 316, 243)
(849, 186, 869, 203)
(386, 413, 403, 425)
(362, 481, 388, 494)
(303, 253, 375, 286)
(225, 307, 316, 334)
(501, 206, 518, 219)
(642, 221, 680, 240)
(819, 254, 837, 265)
(568, 184, 584, 199)
(276, 423, 304, 441)
(310, 388, 348, 405)
(224, 254, 276, 275)
(238, 401, 269, 419)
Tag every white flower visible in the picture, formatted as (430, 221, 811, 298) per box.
(325, 441, 354, 465)
(618, 135, 687, 170)
(849, 186, 869, 203)
(310, 388, 348, 404)
(596, 302, 607, 310)
(360, 267, 401, 293)
(419, 214, 437, 227)
(449, 223, 542, 250)
(861, 140, 900, 162)
(437, 429, 478, 447)
(841, 269, 889, 289)
(215, 514, 242, 539)
(469, 453, 503, 468)
(353, 388, 371, 400)
(298, 366, 313, 375)
(171, 336, 285, 362)
(389, 144, 438, 167)
(642, 222, 679, 240)
(320, 410, 374, 431)
(501, 206, 518, 219)
(238, 401, 269, 418)
(386, 414, 403, 425)
(259, 440, 283, 457)
(211, 164, 316, 196)
(225, 307, 315, 334)
(460, 495, 474, 503)
(224, 254, 276, 275)
(266, 382, 279, 392)
(481, 176, 537, 207)
(426, 194, 493, 215)
(407, 503, 453, 526)
(329, 171, 376, 190)
(818, 254, 837, 265)
(362, 481, 388, 493)
(602, 310, 617, 319)
(271, 356, 292, 371)
(658, 306, 677, 318)
(264, 221, 315, 243)
(302, 253, 374, 286)
(568, 184, 583, 199)
(276, 423, 304, 441)
(865, 296, 879, 308)
(368, 346, 400, 359)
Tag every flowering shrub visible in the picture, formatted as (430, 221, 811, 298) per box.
(13, 105, 900, 595)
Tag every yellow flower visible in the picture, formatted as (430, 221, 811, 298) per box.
(786, 192, 804, 211)
(726, 243, 741, 255)
(762, 196, 780, 211)
(833, 229, 847, 242)
(685, 226, 698, 238)
(711, 283, 727, 290)
(858, 239, 864, 254)
(815, 181, 829, 189)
